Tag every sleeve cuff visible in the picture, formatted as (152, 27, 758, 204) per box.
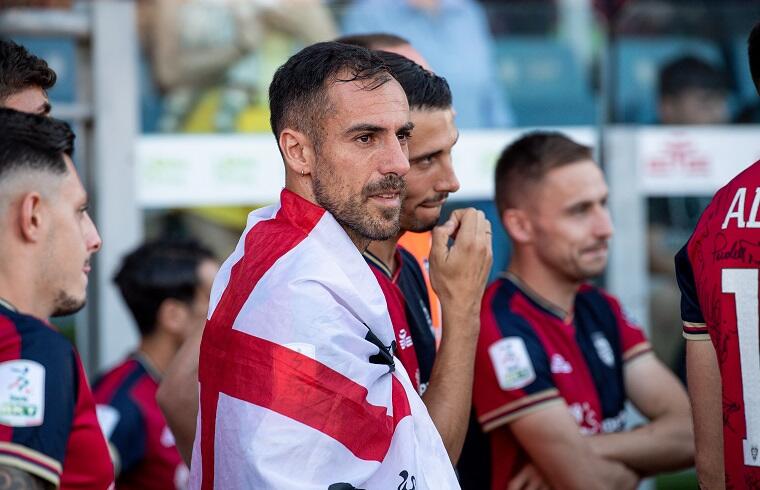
(478, 389, 562, 432)
(0, 441, 62, 488)
(683, 321, 709, 341)
(622, 342, 652, 363)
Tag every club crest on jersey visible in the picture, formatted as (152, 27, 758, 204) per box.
(0, 360, 45, 427)
(489, 337, 535, 390)
(591, 332, 615, 368)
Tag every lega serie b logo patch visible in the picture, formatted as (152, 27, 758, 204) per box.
(0, 360, 45, 427)
(489, 337, 536, 391)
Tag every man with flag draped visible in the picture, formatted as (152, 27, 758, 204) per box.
(189, 41, 486, 489)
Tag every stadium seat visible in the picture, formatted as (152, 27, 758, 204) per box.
(493, 37, 597, 126)
(613, 37, 723, 123)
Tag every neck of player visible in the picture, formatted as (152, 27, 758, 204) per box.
(139, 331, 181, 377)
(366, 234, 402, 274)
(508, 250, 580, 317)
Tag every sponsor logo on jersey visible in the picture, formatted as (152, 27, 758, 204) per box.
(591, 332, 615, 368)
(397, 329, 414, 350)
(569, 403, 626, 434)
(489, 337, 535, 390)
(0, 360, 45, 427)
(550, 354, 573, 374)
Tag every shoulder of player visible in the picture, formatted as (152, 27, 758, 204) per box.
(0, 311, 75, 367)
(481, 279, 544, 341)
(93, 358, 149, 407)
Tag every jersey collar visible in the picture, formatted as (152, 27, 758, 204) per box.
(502, 271, 574, 323)
(363, 248, 403, 282)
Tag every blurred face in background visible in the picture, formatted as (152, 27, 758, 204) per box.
(400, 107, 460, 232)
(659, 88, 728, 125)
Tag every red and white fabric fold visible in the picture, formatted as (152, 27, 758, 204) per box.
(189, 189, 458, 490)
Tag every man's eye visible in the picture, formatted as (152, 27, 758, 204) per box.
(357, 134, 371, 143)
(397, 131, 411, 142)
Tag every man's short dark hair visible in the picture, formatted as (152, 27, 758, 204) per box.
(749, 22, 760, 95)
(336, 33, 410, 51)
(495, 131, 593, 214)
(658, 55, 727, 98)
(114, 239, 215, 337)
(0, 40, 56, 102)
(375, 51, 451, 111)
(0, 108, 73, 181)
(269, 41, 393, 142)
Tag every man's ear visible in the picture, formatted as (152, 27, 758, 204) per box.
(279, 128, 315, 176)
(503, 208, 533, 245)
(18, 192, 45, 243)
(155, 298, 189, 337)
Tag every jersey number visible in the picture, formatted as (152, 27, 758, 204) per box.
(722, 268, 760, 466)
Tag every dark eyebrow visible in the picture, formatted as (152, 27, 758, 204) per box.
(344, 123, 385, 136)
(398, 121, 414, 134)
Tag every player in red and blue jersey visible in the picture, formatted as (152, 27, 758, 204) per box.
(94, 240, 217, 490)
(0, 109, 112, 489)
(675, 22, 760, 489)
(462, 132, 693, 489)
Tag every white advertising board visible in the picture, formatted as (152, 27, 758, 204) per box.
(136, 127, 597, 207)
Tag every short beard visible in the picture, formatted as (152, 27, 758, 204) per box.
(51, 291, 85, 317)
(313, 170, 405, 241)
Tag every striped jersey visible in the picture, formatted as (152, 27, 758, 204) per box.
(676, 160, 760, 488)
(93, 353, 188, 489)
(466, 274, 650, 489)
(364, 246, 437, 395)
(0, 303, 114, 489)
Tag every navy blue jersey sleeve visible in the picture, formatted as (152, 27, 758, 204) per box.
(96, 380, 147, 475)
(0, 314, 77, 487)
(474, 286, 561, 432)
(675, 245, 709, 340)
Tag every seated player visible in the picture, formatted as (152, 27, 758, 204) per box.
(462, 131, 694, 490)
(0, 108, 112, 489)
(676, 21, 760, 489)
(94, 240, 217, 489)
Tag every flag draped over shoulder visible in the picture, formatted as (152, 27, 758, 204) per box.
(189, 189, 459, 490)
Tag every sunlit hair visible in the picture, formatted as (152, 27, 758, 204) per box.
(269, 41, 392, 143)
(495, 131, 593, 214)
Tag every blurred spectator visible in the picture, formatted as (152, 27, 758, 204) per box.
(342, 0, 515, 128)
(0, 39, 55, 115)
(138, 0, 337, 132)
(93, 240, 218, 489)
(647, 55, 727, 378)
(657, 55, 729, 125)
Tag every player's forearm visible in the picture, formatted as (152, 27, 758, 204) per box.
(421, 306, 479, 464)
(0, 465, 52, 490)
(157, 375, 198, 465)
(587, 415, 694, 476)
(538, 449, 638, 490)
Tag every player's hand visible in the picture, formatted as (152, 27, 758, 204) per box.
(507, 463, 551, 490)
(429, 208, 493, 316)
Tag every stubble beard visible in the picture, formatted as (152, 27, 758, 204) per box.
(50, 290, 86, 317)
(312, 161, 406, 242)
